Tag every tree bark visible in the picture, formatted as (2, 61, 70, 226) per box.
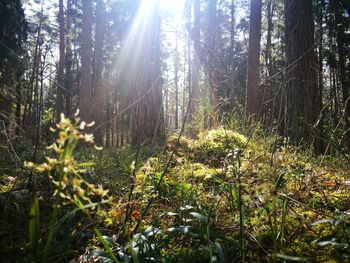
(130, 0, 164, 145)
(208, 0, 218, 128)
(265, 0, 274, 114)
(334, 0, 350, 144)
(93, 0, 106, 144)
(246, 0, 262, 118)
(284, 0, 321, 147)
(174, 32, 179, 129)
(80, 0, 93, 122)
(56, 0, 65, 121)
(229, 0, 236, 108)
(65, 0, 72, 116)
(190, 0, 201, 119)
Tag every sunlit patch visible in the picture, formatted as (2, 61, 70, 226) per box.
(112, 0, 186, 90)
(161, 0, 186, 13)
(114, 0, 159, 87)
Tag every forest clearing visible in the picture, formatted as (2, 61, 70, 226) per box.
(0, 0, 350, 262)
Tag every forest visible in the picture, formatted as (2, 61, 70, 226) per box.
(0, 0, 350, 262)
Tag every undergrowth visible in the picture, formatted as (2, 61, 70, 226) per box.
(0, 115, 349, 262)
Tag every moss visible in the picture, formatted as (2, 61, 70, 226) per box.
(182, 162, 219, 180)
(191, 128, 247, 167)
(166, 135, 194, 157)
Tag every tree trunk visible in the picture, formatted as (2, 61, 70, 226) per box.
(186, 3, 191, 122)
(23, 20, 42, 129)
(229, 0, 236, 108)
(208, 0, 218, 128)
(246, 0, 262, 118)
(164, 73, 169, 127)
(15, 85, 21, 136)
(317, 0, 325, 150)
(80, 0, 93, 122)
(130, 0, 164, 145)
(284, 0, 321, 147)
(56, 0, 65, 121)
(190, 0, 201, 119)
(106, 84, 111, 148)
(265, 0, 274, 120)
(93, 0, 106, 145)
(65, 0, 72, 116)
(174, 32, 179, 130)
(334, 0, 350, 145)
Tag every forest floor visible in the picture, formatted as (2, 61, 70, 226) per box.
(0, 121, 350, 262)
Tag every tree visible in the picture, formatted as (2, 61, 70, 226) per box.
(174, 32, 179, 130)
(264, 0, 275, 117)
(80, 0, 93, 122)
(64, 0, 73, 116)
(93, 0, 107, 144)
(0, 0, 27, 134)
(245, 0, 262, 118)
(129, 0, 164, 145)
(190, 0, 201, 119)
(229, 0, 236, 108)
(334, 0, 350, 144)
(284, 0, 321, 146)
(55, 0, 65, 121)
(22, 12, 43, 138)
(207, 0, 219, 128)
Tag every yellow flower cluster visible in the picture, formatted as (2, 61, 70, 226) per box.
(24, 111, 111, 212)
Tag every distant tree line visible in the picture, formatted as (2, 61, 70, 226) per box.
(1, 0, 350, 153)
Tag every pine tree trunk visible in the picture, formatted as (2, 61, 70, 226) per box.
(284, 0, 321, 147)
(56, 0, 65, 121)
(65, 0, 72, 116)
(246, 0, 262, 118)
(208, 0, 218, 128)
(130, 1, 164, 145)
(93, 0, 106, 145)
(265, 0, 274, 123)
(334, 0, 350, 146)
(229, 0, 236, 108)
(174, 32, 179, 130)
(80, 0, 93, 122)
(23, 20, 42, 129)
(190, 0, 201, 118)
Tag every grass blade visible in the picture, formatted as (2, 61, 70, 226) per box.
(29, 195, 40, 259)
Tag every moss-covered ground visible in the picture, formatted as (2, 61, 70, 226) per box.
(0, 127, 349, 262)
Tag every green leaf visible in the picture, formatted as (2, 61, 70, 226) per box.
(77, 162, 95, 167)
(312, 219, 335, 226)
(178, 226, 191, 234)
(102, 235, 115, 247)
(317, 235, 338, 246)
(190, 212, 208, 223)
(90, 250, 114, 263)
(277, 254, 307, 261)
(167, 212, 178, 216)
(29, 195, 40, 259)
(214, 240, 226, 263)
(180, 205, 194, 211)
(94, 227, 119, 262)
(144, 226, 161, 237)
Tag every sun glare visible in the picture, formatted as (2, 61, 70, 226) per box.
(161, 0, 186, 13)
(141, 0, 186, 14)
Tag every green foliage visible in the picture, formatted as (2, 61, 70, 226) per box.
(2, 122, 350, 262)
(24, 113, 112, 262)
(124, 126, 349, 261)
(312, 212, 350, 262)
(0, 0, 27, 85)
(29, 195, 40, 258)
